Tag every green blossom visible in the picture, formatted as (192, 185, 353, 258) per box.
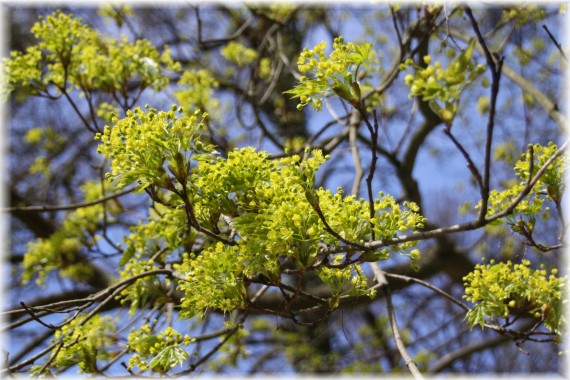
(50, 315, 117, 374)
(479, 142, 566, 237)
(402, 39, 485, 125)
(21, 181, 117, 286)
(176, 244, 247, 319)
(464, 259, 564, 333)
(95, 105, 213, 191)
(285, 36, 375, 110)
(127, 325, 193, 373)
(2, 10, 180, 100)
(99, 107, 426, 320)
(175, 69, 220, 112)
(221, 41, 258, 67)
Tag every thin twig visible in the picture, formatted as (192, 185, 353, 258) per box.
(2, 341, 60, 374)
(4, 187, 134, 213)
(364, 110, 380, 240)
(385, 273, 468, 311)
(542, 24, 567, 60)
(194, 6, 254, 49)
(465, 6, 504, 223)
(443, 128, 483, 190)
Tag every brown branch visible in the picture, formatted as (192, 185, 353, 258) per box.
(194, 6, 254, 49)
(385, 273, 468, 312)
(384, 285, 425, 379)
(428, 333, 511, 373)
(443, 128, 484, 190)
(465, 6, 504, 223)
(5, 269, 173, 332)
(4, 187, 134, 213)
(2, 340, 59, 374)
(542, 24, 567, 61)
(318, 138, 568, 258)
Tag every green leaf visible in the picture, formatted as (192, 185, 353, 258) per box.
(148, 345, 188, 373)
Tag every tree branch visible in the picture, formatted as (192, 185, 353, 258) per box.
(4, 187, 134, 213)
(384, 285, 424, 379)
(465, 6, 504, 223)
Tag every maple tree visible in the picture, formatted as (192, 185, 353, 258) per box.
(3, 4, 567, 377)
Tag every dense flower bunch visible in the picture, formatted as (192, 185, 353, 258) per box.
(2, 11, 179, 99)
(95, 105, 213, 191)
(30, 315, 117, 375)
(95, 106, 426, 319)
(463, 259, 564, 333)
(402, 40, 486, 125)
(175, 69, 220, 112)
(481, 142, 566, 238)
(285, 36, 375, 110)
(6, 9, 565, 374)
(126, 325, 193, 373)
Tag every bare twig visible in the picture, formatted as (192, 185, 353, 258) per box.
(385, 273, 468, 311)
(4, 187, 134, 213)
(428, 333, 510, 373)
(443, 128, 484, 190)
(370, 262, 422, 378)
(363, 110, 380, 240)
(465, 6, 504, 223)
(2, 341, 59, 374)
(384, 285, 425, 379)
(542, 24, 567, 61)
(348, 110, 365, 196)
(194, 6, 254, 49)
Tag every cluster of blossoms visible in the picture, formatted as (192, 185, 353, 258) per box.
(286, 36, 374, 110)
(463, 259, 564, 333)
(402, 40, 485, 125)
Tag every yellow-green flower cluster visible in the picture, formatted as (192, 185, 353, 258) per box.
(252, 4, 296, 22)
(98, 4, 134, 27)
(127, 325, 193, 373)
(118, 255, 169, 315)
(514, 142, 566, 203)
(171, 147, 425, 317)
(502, 5, 546, 27)
(402, 40, 485, 125)
(221, 41, 258, 67)
(50, 315, 117, 374)
(21, 181, 117, 286)
(117, 205, 190, 315)
(98, 109, 426, 318)
(3, 11, 180, 99)
(258, 57, 272, 80)
(481, 142, 566, 237)
(176, 244, 248, 319)
(175, 69, 220, 112)
(2, 45, 43, 99)
(24, 126, 66, 178)
(120, 203, 189, 267)
(317, 254, 376, 304)
(463, 259, 564, 333)
(95, 105, 213, 191)
(285, 36, 374, 110)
